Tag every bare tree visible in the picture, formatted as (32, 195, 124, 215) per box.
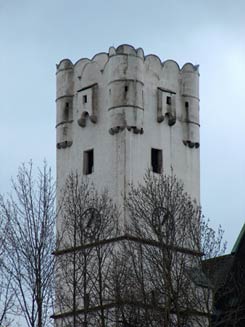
(198, 217, 227, 327)
(54, 171, 227, 327)
(201, 218, 227, 260)
(0, 161, 56, 327)
(120, 171, 205, 326)
(215, 261, 245, 327)
(0, 213, 15, 327)
(0, 268, 15, 327)
(54, 173, 119, 327)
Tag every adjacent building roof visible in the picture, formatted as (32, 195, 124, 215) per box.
(202, 254, 234, 289)
(231, 223, 245, 254)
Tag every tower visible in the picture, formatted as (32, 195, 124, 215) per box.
(55, 45, 202, 326)
(56, 44, 200, 223)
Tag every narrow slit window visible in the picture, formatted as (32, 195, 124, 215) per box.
(166, 96, 171, 105)
(185, 102, 189, 120)
(84, 293, 90, 309)
(83, 95, 87, 104)
(124, 85, 128, 93)
(63, 106, 69, 121)
(83, 149, 94, 175)
(151, 148, 162, 174)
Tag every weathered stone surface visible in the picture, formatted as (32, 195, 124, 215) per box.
(56, 44, 200, 227)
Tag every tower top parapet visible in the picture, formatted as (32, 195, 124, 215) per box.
(56, 44, 200, 204)
(56, 44, 199, 73)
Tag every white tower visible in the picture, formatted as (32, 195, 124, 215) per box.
(56, 44, 200, 226)
(55, 44, 203, 327)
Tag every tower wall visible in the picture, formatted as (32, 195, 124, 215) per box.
(56, 45, 200, 229)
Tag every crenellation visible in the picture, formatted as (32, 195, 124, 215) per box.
(56, 58, 73, 71)
(56, 44, 200, 203)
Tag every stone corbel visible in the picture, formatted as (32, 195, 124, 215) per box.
(166, 112, 176, 126)
(78, 111, 97, 127)
(183, 140, 200, 149)
(109, 126, 144, 135)
(57, 141, 73, 149)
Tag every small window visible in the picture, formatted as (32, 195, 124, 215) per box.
(185, 102, 189, 121)
(84, 293, 90, 309)
(83, 95, 87, 104)
(124, 85, 128, 92)
(166, 96, 171, 105)
(63, 106, 69, 121)
(151, 148, 162, 174)
(83, 149, 94, 175)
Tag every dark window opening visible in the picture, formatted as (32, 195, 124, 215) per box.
(63, 108, 69, 121)
(166, 96, 171, 105)
(83, 95, 87, 104)
(83, 149, 94, 175)
(185, 102, 189, 121)
(84, 293, 90, 309)
(151, 148, 162, 174)
(125, 85, 128, 92)
(63, 102, 70, 121)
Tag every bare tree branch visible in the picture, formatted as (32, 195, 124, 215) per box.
(0, 161, 56, 327)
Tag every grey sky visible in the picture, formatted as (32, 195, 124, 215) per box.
(1, 0, 245, 250)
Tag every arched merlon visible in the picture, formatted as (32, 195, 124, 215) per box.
(181, 63, 199, 73)
(116, 44, 138, 56)
(91, 52, 109, 68)
(79, 62, 102, 86)
(56, 59, 73, 71)
(163, 59, 181, 71)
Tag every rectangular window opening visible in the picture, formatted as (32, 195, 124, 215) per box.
(185, 102, 189, 121)
(124, 85, 128, 93)
(63, 107, 69, 121)
(83, 95, 88, 104)
(166, 96, 171, 105)
(84, 293, 90, 309)
(83, 149, 94, 175)
(151, 148, 162, 174)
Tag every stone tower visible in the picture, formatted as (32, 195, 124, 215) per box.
(56, 44, 200, 221)
(55, 44, 203, 327)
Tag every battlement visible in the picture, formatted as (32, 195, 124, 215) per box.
(56, 44, 199, 147)
(56, 45, 200, 203)
(56, 44, 199, 73)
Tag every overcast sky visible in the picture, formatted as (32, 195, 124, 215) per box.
(1, 0, 245, 251)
